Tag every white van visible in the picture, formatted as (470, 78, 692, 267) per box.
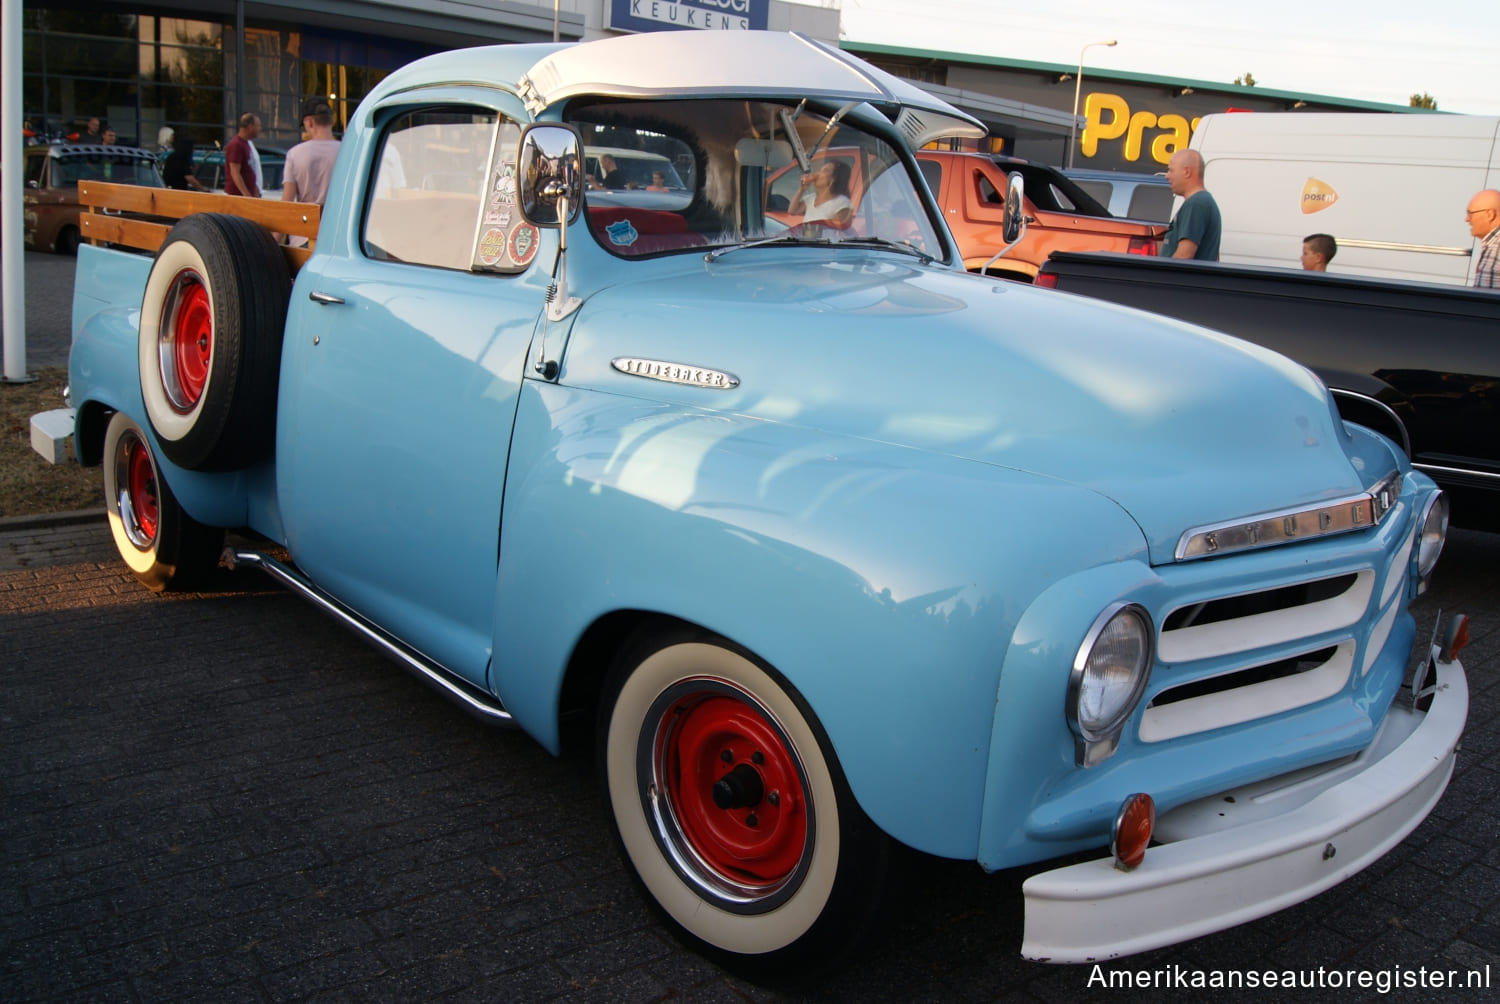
(1189, 112, 1500, 284)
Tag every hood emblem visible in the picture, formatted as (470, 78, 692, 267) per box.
(612, 357, 740, 391)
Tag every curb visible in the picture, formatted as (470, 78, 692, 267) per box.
(0, 508, 106, 532)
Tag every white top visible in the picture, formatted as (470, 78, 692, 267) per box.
(248, 140, 264, 192)
(517, 32, 983, 148)
(801, 191, 851, 223)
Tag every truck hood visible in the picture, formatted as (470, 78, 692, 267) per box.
(561, 256, 1371, 565)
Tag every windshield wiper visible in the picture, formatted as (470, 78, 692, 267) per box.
(704, 229, 833, 263)
(832, 236, 936, 264)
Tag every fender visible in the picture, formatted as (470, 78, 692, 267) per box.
(69, 245, 281, 537)
(489, 381, 1149, 859)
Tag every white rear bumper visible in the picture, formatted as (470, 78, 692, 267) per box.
(1021, 656, 1468, 964)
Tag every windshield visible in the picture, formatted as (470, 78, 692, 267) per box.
(54, 153, 163, 187)
(566, 98, 945, 260)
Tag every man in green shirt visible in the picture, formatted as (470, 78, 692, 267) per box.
(1162, 149, 1221, 260)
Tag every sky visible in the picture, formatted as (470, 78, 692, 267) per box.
(833, 0, 1500, 116)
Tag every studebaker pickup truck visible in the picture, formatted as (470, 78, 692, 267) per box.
(60, 31, 1464, 977)
(1037, 250, 1500, 533)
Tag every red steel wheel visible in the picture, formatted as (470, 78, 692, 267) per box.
(121, 431, 160, 545)
(600, 634, 891, 980)
(102, 412, 222, 592)
(656, 690, 809, 897)
(162, 272, 213, 412)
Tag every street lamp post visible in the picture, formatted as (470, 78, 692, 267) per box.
(1068, 39, 1117, 169)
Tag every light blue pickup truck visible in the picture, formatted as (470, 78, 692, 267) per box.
(62, 30, 1465, 977)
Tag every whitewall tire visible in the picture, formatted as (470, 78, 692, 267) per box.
(102, 412, 222, 592)
(599, 631, 891, 979)
(138, 213, 288, 471)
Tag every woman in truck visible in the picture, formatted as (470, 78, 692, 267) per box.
(789, 159, 853, 225)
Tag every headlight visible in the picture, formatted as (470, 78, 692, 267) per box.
(1068, 603, 1153, 766)
(1414, 492, 1448, 593)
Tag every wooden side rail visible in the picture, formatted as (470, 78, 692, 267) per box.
(77, 181, 321, 273)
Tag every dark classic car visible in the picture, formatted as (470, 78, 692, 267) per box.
(23, 143, 164, 254)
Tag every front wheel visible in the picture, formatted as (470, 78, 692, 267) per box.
(599, 631, 891, 981)
(102, 412, 222, 592)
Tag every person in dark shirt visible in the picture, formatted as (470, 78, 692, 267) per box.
(1162, 149, 1221, 261)
(163, 135, 206, 191)
(224, 113, 261, 197)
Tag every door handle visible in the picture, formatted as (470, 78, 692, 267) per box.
(308, 291, 345, 305)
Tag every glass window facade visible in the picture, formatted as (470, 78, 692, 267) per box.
(22, 7, 438, 154)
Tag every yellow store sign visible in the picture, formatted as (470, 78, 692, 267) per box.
(1081, 93, 1202, 166)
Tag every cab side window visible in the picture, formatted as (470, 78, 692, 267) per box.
(363, 108, 504, 270)
(917, 158, 942, 196)
(25, 153, 47, 188)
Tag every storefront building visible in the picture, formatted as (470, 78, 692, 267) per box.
(846, 42, 1419, 173)
(18, 0, 837, 150)
(18, 2, 1414, 171)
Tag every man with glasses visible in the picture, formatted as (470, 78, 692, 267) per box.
(1466, 189, 1500, 288)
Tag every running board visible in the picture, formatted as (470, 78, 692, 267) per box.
(223, 549, 514, 726)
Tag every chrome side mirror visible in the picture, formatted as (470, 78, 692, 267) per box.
(517, 124, 584, 227)
(1001, 173, 1026, 246)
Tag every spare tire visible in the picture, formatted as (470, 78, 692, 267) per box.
(138, 213, 289, 470)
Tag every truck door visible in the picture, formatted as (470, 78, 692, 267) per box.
(276, 106, 536, 686)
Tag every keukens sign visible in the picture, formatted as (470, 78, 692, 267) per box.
(607, 0, 769, 32)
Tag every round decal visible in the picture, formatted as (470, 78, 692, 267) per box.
(477, 227, 506, 267)
(508, 222, 540, 267)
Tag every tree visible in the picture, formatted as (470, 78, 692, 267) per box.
(1410, 92, 1438, 110)
(1233, 72, 1257, 87)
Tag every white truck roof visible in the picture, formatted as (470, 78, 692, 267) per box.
(372, 33, 984, 150)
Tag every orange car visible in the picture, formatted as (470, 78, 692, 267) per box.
(915, 150, 1163, 280)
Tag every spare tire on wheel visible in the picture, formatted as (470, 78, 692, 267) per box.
(138, 213, 289, 471)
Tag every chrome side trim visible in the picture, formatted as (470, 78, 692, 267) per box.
(1413, 462, 1500, 486)
(223, 549, 513, 726)
(1329, 388, 1410, 457)
(1175, 473, 1402, 562)
(1334, 238, 1472, 257)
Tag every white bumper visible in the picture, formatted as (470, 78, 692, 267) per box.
(1021, 656, 1468, 964)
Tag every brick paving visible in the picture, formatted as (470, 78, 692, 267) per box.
(2, 516, 1498, 1001)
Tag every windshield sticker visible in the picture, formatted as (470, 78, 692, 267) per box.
(485, 208, 513, 227)
(606, 219, 639, 247)
(508, 222, 540, 267)
(477, 227, 506, 266)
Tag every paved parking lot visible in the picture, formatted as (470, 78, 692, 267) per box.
(2, 513, 1498, 1001)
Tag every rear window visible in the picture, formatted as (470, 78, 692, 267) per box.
(1127, 184, 1174, 222)
(1071, 178, 1112, 207)
(54, 153, 160, 187)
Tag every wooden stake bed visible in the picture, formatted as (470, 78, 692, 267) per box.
(77, 182, 323, 273)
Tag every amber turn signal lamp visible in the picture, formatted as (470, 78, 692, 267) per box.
(1111, 792, 1155, 871)
(1440, 614, 1469, 664)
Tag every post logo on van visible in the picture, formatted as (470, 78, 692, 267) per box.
(1301, 178, 1339, 214)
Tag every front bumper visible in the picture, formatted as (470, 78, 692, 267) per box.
(1021, 653, 1467, 964)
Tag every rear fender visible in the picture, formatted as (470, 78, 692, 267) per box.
(69, 244, 279, 535)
